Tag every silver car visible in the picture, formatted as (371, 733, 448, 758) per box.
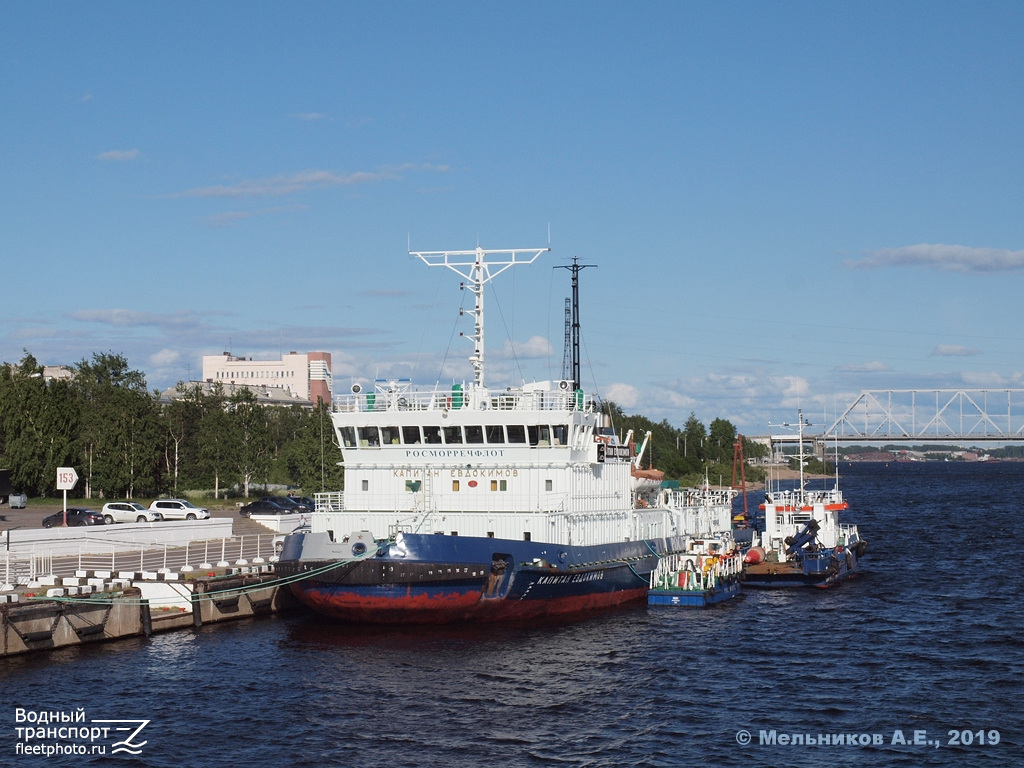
(101, 501, 163, 524)
(148, 498, 211, 520)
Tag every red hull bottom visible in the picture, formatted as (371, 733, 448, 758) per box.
(290, 583, 649, 625)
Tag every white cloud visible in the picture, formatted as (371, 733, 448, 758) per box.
(293, 112, 328, 121)
(605, 382, 640, 408)
(172, 164, 450, 199)
(931, 344, 980, 357)
(835, 360, 891, 372)
(502, 335, 553, 359)
(149, 348, 180, 367)
(960, 371, 1011, 387)
(204, 210, 254, 227)
(845, 244, 1024, 273)
(97, 149, 139, 162)
(773, 375, 811, 400)
(72, 309, 208, 329)
(202, 205, 305, 227)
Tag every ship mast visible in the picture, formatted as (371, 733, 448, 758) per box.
(555, 255, 596, 391)
(411, 245, 549, 388)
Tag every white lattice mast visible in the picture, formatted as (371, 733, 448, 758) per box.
(411, 245, 549, 388)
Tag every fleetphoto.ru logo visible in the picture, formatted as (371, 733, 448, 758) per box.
(13, 708, 150, 758)
(735, 727, 1001, 750)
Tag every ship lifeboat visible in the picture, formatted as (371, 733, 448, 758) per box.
(631, 466, 664, 494)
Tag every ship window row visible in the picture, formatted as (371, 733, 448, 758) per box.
(405, 479, 510, 492)
(340, 424, 570, 448)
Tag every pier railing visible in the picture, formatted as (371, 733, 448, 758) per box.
(1, 534, 282, 586)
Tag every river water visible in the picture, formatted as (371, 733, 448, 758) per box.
(3, 462, 1021, 767)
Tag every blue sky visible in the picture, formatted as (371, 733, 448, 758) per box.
(3, 2, 1022, 435)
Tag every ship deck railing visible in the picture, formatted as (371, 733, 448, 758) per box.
(650, 551, 742, 591)
(662, 487, 738, 508)
(333, 387, 587, 414)
(838, 523, 860, 544)
(314, 491, 345, 513)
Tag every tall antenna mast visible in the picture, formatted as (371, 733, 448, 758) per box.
(555, 255, 596, 391)
(561, 298, 572, 381)
(411, 245, 549, 387)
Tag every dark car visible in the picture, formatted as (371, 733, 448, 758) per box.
(259, 495, 312, 513)
(288, 495, 316, 511)
(239, 499, 291, 517)
(42, 507, 106, 528)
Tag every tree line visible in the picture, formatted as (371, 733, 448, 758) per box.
(0, 352, 342, 500)
(0, 350, 767, 501)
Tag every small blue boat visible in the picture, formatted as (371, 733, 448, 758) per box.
(648, 537, 742, 607)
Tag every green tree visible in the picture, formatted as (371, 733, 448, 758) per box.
(74, 352, 162, 499)
(683, 412, 707, 464)
(228, 388, 272, 497)
(198, 384, 234, 498)
(0, 353, 80, 495)
(708, 417, 736, 465)
(266, 404, 309, 485)
(163, 382, 206, 493)
(290, 401, 344, 493)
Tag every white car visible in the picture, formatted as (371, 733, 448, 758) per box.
(148, 499, 211, 520)
(101, 501, 163, 524)
(273, 522, 311, 556)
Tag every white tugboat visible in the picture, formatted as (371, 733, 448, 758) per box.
(743, 411, 867, 588)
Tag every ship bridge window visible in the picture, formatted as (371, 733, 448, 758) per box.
(402, 426, 422, 444)
(423, 426, 442, 444)
(358, 426, 380, 448)
(339, 426, 357, 448)
(507, 425, 526, 443)
(486, 425, 505, 443)
(381, 426, 400, 445)
(553, 424, 568, 445)
(465, 425, 484, 444)
(442, 426, 463, 444)
(528, 425, 551, 446)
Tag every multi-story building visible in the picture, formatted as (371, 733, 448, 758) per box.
(201, 351, 333, 405)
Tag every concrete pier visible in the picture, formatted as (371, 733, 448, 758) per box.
(0, 568, 298, 657)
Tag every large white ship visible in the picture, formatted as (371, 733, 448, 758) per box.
(275, 245, 734, 623)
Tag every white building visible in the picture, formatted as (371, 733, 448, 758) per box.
(202, 351, 333, 405)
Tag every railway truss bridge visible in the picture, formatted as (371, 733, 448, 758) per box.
(763, 389, 1024, 454)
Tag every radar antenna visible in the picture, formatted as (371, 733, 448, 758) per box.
(411, 245, 549, 388)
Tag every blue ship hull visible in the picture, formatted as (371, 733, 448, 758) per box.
(279, 532, 685, 624)
(648, 579, 741, 607)
(742, 546, 861, 589)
